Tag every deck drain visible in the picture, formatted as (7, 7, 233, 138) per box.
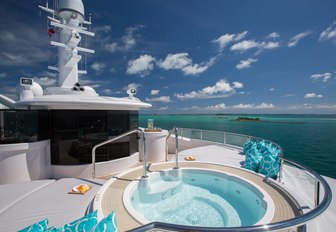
(186, 214, 201, 225)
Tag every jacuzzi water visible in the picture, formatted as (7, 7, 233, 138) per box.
(123, 168, 274, 227)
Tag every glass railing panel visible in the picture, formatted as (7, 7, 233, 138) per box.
(178, 128, 191, 139)
(225, 133, 250, 147)
(202, 130, 225, 143)
(190, 130, 202, 140)
(280, 160, 316, 208)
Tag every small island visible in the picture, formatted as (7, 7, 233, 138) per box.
(235, 117, 261, 122)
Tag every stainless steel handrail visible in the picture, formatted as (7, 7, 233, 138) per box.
(174, 128, 179, 169)
(91, 128, 146, 178)
(165, 127, 179, 169)
(129, 129, 332, 232)
(165, 127, 176, 161)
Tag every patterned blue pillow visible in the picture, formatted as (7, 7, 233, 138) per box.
(264, 143, 280, 157)
(258, 152, 281, 179)
(257, 140, 268, 153)
(45, 227, 56, 232)
(58, 210, 98, 232)
(93, 211, 117, 232)
(18, 219, 48, 232)
(243, 140, 256, 153)
(243, 147, 263, 172)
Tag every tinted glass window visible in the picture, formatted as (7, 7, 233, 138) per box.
(0, 110, 50, 144)
(50, 110, 138, 165)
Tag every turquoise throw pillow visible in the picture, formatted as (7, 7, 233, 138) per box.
(93, 211, 117, 232)
(257, 140, 268, 153)
(258, 152, 281, 179)
(243, 147, 263, 172)
(45, 227, 56, 232)
(264, 142, 280, 157)
(59, 210, 98, 232)
(18, 219, 48, 232)
(243, 140, 256, 154)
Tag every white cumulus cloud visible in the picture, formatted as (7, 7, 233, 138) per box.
(158, 53, 192, 70)
(182, 63, 209, 75)
(266, 32, 280, 39)
(230, 39, 280, 52)
(91, 62, 106, 72)
(230, 40, 259, 52)
(261, 41, 280, 49)
(94, 25, 112, 34)
(310, 73, 332, 82)
(304, 93, 323, 98)
(158, 53, 215, 76)
(33, 77, 57, 87)
(212, 31, 248, 51)
(145, 96, 171, 103)
(288, 31, 312, 47)
(175, 79, 239, 100)
(232, 82, 243, 89)
(104, 25, 145, 53)
(206, 103, 227, 110)
(235, 58, 258, 70)
(151, 89, 160, 95)
(232, 103, 274, 109)
(126, 54, 155, 77)
(289, 104, 336, 110)
(319, 23, 336, 41)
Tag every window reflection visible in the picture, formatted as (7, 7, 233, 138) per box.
(0, 109, 139, 165)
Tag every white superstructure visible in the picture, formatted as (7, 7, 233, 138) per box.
(2, 0, 151, 110)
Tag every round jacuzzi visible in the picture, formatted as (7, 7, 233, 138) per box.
(123, 168, 275, 227)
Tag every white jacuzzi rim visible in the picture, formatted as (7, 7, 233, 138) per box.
(122, 167, 275, 227)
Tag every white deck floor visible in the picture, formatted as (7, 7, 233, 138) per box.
(175, 144, 245, 167)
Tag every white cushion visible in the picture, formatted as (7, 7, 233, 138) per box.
(0, 178, 105, 231)
(0, 153, 31, 184)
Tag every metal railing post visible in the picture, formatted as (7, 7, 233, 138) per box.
(278, 158, 285, 183)
(223, 132, 227, 144)
(315, 180, 320, 207)
(165, 127, 176, 161)
(142, 133, 147, 178)
(174, 128, 179, 169)
(92, 149, 96, 178)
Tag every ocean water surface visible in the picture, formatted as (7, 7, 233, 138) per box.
(139, 114, 336, 178)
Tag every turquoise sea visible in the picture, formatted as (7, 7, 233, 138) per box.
(139, 114, 336, 178)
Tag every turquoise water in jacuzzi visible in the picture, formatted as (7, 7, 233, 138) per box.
(125, 169, 273, 227)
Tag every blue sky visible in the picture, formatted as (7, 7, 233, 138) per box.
(0, 0, 336, 114)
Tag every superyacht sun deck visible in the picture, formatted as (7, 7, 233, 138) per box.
(0, 0, 334, 231)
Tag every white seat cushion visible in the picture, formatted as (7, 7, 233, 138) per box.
(0, 178, 105, 231)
